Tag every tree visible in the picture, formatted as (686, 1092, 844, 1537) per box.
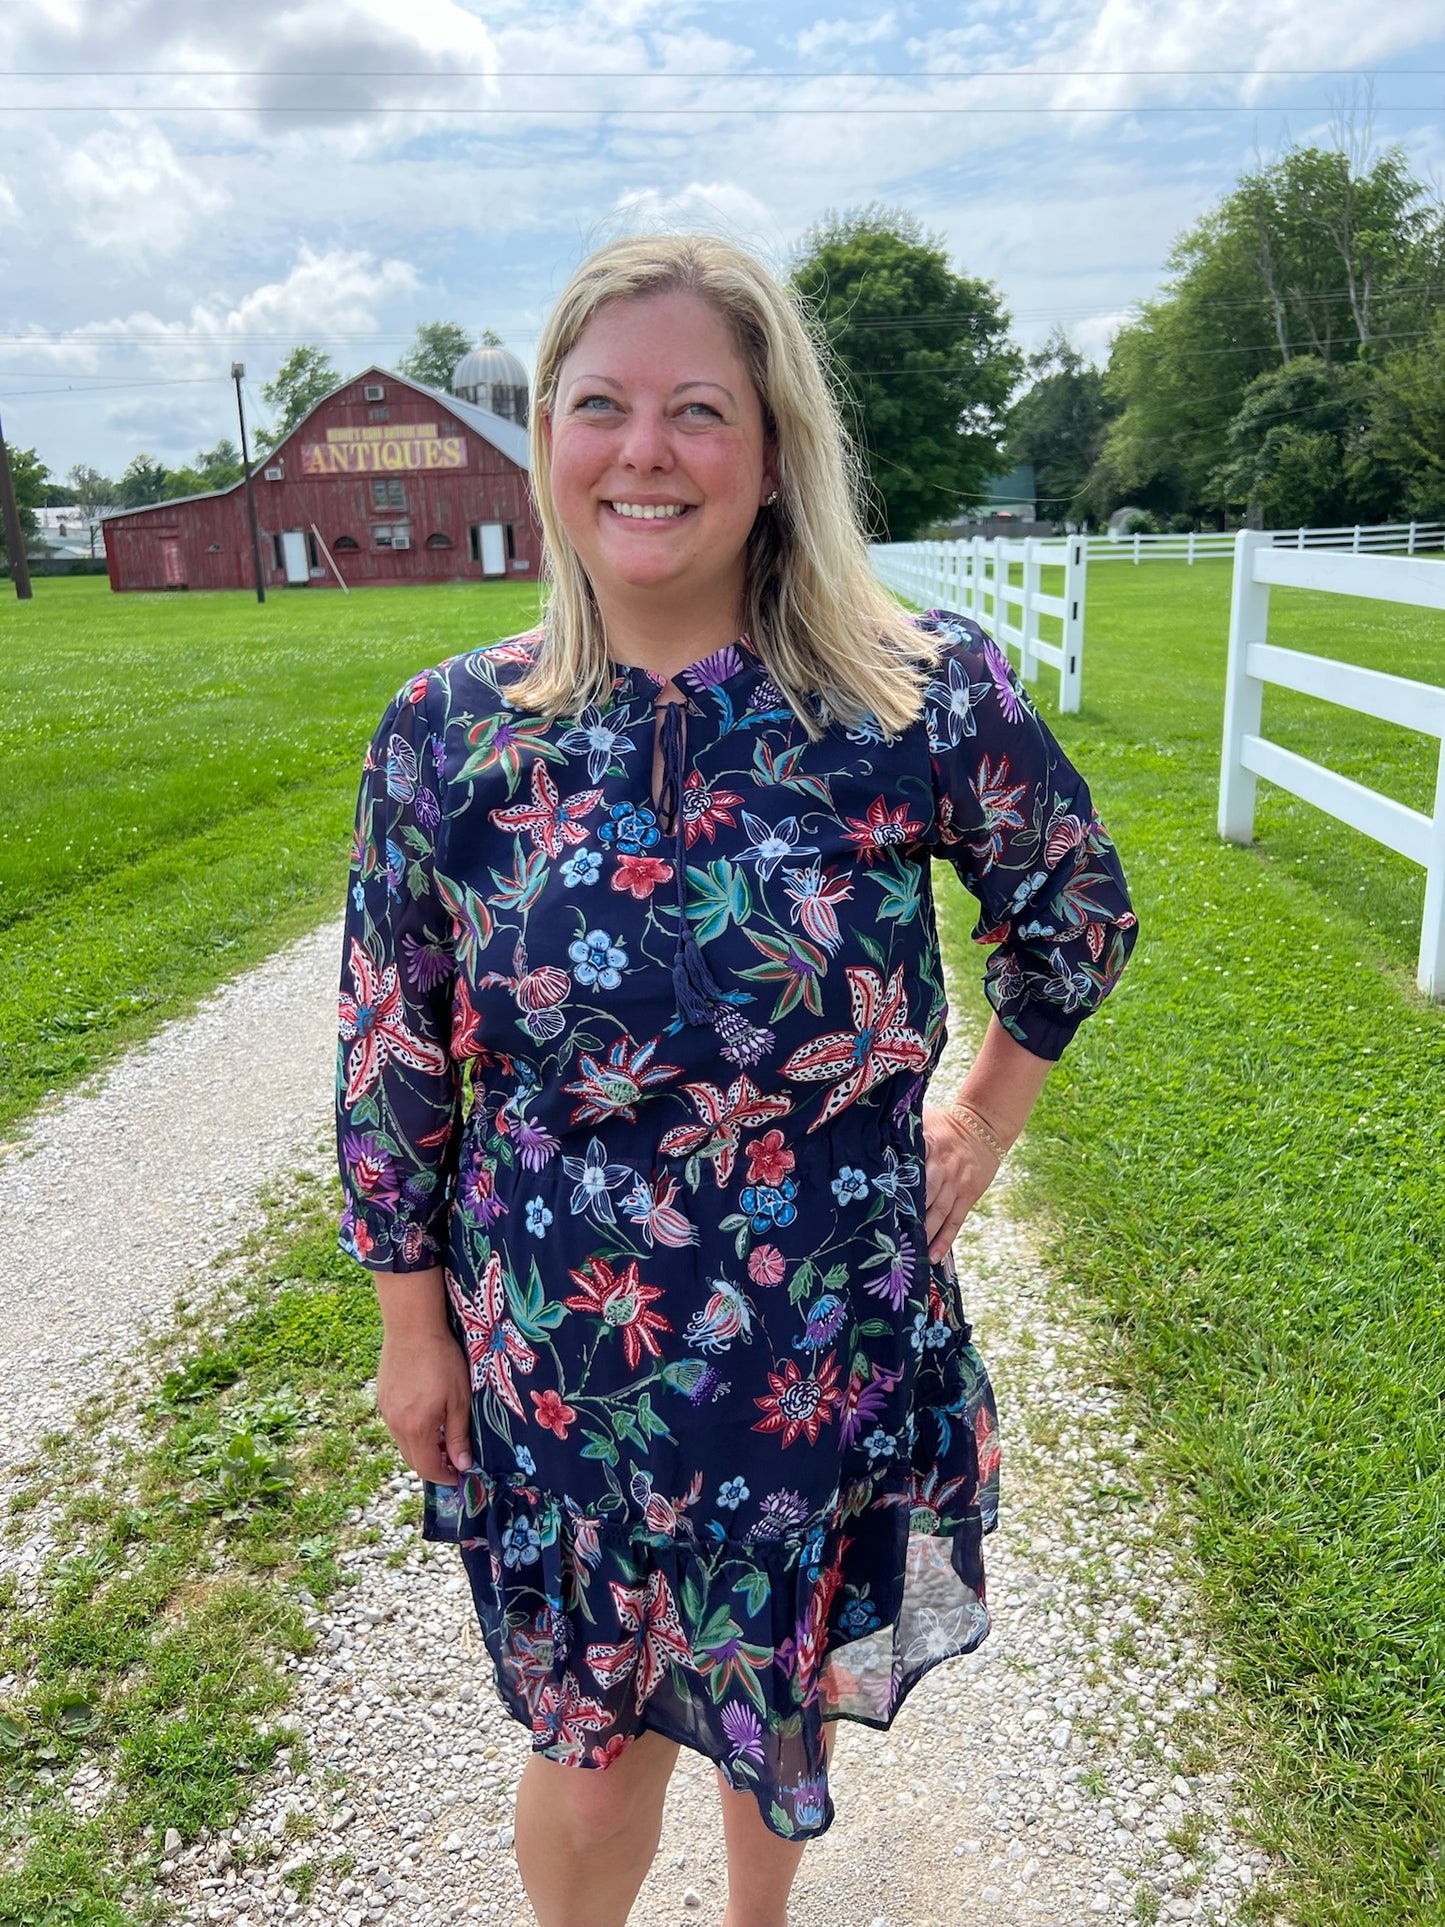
(1085, 140, 1445, 523)
(116, 455, 169, 508)
(0, 443, 48, 560)
(259, 347, 341, 447)
(1366, 309, 1445, 519)
(790, 206, 1022, 540)
(398, 322, 475, 392)
(161, 440, 245, 500)
(66, 463, 116, 557)
(1004, 328, 1117, 524)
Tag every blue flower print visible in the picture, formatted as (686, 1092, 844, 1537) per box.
(836, 1595, 882, 1639)
(831, 1167, 869, 1204)
(525, 1199, 553, 1236)
(862, 1426, 897, 1465)
(792, 1777, 828, 1829)
(385, 837, 405, 896)
(567, 928, 628, 990)
(514, 1445, 536, 1477)
(925, 1319, 951, 1350)
(738, 1180, 798, 1233)
(717, 1476, 749, 1509)
(872, 1148, 923, 1200)
(351, 881, 365, 913)
(910, 1310, 930, 1352)
(598, 801, 660, 856)
(501, 1518, 542, 1569)
(925, 651, 994, 751)
(561, 850, 602, 887)
(560, 1136, 633, 1224)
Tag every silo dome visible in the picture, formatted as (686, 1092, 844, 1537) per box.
(452, 343, 529, 427)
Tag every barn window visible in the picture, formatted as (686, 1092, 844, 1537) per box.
(373, 525, 394, 547)
(425, 532, 453, 549)
(368, 406, 390, 423)
(307, 531, 320, 569)
(206, 542, 222, 553)
(506, 523, 517, 561)
(372, 478, 405, 511)
(272, 533, 285, 569)
(333, 535, 360, 552)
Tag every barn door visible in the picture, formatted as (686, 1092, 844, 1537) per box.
(478, 522, 506, 576)
(280, 529, 310, 584)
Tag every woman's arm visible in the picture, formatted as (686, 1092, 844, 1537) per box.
(921, 1016, 1052, 1262)
(372, 1267, 474, 1483)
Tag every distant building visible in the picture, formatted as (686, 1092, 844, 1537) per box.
(452, 342, 530, 428)
(102, 367, 538, 594)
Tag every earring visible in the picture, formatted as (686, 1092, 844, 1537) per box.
(765, 489, 780, 507)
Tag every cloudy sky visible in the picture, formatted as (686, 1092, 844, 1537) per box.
(3, 0, 1442, 480)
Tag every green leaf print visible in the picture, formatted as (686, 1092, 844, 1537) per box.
(685, 860, 752, 943)
(580, 1428, 618, 1467)
(788, 1258, 817, 1307)
(769, 1802, 796, 1838)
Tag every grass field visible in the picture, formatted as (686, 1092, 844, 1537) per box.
(938, 557, 1445, 1925)
(0, 576, 540, 1135)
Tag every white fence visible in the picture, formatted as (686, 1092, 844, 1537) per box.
(869, 534, 1088, 713)
(1219, 530, 1445, 999)
(1090, 519, 1445, 566)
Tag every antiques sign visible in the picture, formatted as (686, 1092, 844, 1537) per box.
(299, 422, 467, 476)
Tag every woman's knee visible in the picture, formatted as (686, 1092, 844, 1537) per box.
(524, 1732, 677, 1851)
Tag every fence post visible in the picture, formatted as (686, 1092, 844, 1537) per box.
(1219, 530, 1271, 842)
(1016, 539, 1036, 681)
(1133, 531, 1142, 565)
(1409, 521, 1418, 557)
(1058, 536, 1086, 714)
(1187, 530, 1195, 565)
(1421, 742, 1445, 999)
(1352, 525, 1361, 553)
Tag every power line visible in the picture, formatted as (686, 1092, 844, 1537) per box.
(2, 101, 1439, 115)
(1, 66, 1437, 78)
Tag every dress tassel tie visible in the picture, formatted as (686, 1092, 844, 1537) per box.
(658, 698, 729, 1026)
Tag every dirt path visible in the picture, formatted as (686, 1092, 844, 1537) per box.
(0, 928, 1269, 1924)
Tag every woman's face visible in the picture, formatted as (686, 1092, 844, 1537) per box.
(545, 290, 775, 633)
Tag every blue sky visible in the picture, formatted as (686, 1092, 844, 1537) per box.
(2, 0, 1442, 480)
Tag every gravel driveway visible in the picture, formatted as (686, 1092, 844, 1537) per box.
(0, 926, 1271, 1925)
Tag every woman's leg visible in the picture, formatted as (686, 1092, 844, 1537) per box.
(715, 1723, 839, 1927)
(514, 1729, 680, 1927)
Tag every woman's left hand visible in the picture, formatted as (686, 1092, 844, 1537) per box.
(921, 1103, 1002, 1264)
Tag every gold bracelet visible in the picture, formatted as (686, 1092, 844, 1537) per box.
(936, 1097, 1009, 1162)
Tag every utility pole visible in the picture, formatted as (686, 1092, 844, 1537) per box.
(232, 362, 266, 605)
(0, 411, 33, 602)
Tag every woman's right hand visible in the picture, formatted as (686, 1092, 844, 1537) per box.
(372, 1268, 474, 1483)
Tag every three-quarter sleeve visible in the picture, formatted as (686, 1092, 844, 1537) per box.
(921, 611, 1139, 1062)
(336, 669, 460, 1270)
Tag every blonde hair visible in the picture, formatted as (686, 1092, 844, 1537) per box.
(511, 233, 937, 739)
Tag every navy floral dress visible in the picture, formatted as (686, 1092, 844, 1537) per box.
(336, 611, 1137, 1840)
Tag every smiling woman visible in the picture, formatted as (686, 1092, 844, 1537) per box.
(335, 232, 1139, 1927)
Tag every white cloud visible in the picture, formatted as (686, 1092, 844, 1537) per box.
(11, 245, 420, 378)
(60, 123, 226, 256)
(795, 12, 897, 59)
(604, 182, 785, 254)
(0, 177, 18, 227)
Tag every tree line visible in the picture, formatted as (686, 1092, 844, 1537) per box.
(8, 138, 1444, 564)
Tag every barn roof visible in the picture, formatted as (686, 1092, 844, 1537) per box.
(104, 367, 530, 522)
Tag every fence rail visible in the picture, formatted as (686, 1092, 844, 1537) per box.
(869, 534, 1087, 712)
(1219, 530, 1445, 999)
(1089, 519, 1445, 565)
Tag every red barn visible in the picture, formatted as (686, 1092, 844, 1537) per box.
(103, 367, 539, 593)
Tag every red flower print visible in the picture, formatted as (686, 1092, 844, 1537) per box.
(752, 1350, 842, 1447)
(841, 796, 924, 864)
(782, 862, 853, 953)
(350, 1216, 374, 1260)
(533, 1674, 611, 1758)
(682, 769, 743, 848)
(779, 965, 929, 1130)
(490, 758, 603, 859)
(585, 1571, 693, 1714)
(657, 1075, 792, 1186)
(747, 1244, 786, 1287)
(745, 1128, 795, 1187)
(563, 1255, 672, 1371)
(966, 753, 1030, 873)
(448, 1250, 537, 1419)
(611, 853, 674, 899)
(562, 1033, 684, 1126)
(590, 1732, 633, 1768)
(338, 936, 450, 1108)
(530, 1387, 578, 1440)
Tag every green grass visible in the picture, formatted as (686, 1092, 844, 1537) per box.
(0, 1172, 402, 1927)
(938, 557, 1445, 1925)
(0, 574, 540, 1135)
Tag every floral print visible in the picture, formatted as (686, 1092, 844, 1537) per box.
(337, 611, 1137, 1839)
